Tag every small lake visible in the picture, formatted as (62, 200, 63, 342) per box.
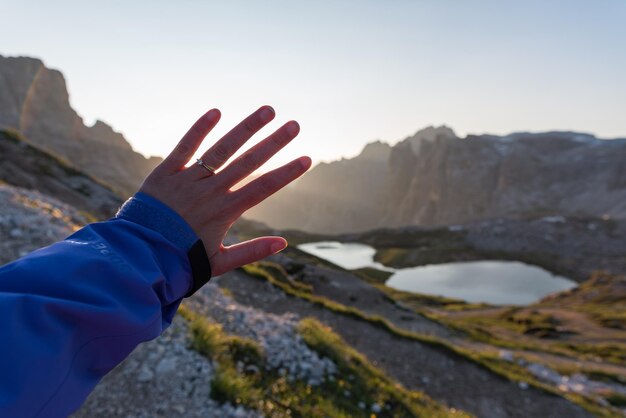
(297, 241, 577, 305)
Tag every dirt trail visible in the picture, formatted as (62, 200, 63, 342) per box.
(211, 270, 593, 418)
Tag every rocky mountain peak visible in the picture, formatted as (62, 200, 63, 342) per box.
(400, 125, 457, 155)
(357, 140, 391, 161)
(246, 126, 626, 234)
(88, 119, 135, 149)
(0, 54, 160, 196)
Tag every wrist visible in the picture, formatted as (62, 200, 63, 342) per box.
(116, 193, 212, 297)
(116, 192, 198, 252)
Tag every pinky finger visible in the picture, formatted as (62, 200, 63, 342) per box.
(210, 236, 287, 276)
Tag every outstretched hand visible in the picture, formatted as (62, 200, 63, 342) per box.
(139, 106, 311, 276)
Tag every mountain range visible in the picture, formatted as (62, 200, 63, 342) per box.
(246, 126, 626, 233)
(3, 54, 626, 234)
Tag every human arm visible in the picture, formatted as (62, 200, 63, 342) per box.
(0, 106, 310, 417)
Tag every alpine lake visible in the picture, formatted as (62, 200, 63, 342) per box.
(297, 241, 577, 305)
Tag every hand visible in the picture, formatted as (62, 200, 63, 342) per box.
(139, 105, 311, 276)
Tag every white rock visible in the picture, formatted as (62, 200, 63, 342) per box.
(137, 367, 154, 382)
(155, 357, 177, 374)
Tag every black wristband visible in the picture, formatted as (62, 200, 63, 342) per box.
(185, 239, 212, 297)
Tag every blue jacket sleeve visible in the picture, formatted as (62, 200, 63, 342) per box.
(0, 192, 199, 418)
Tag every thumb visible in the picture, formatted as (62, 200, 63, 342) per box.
(210, 237, 287, 276)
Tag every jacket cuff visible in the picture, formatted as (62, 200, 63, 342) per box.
(115, 192, 212, 297)
(115, 192, 198, 252)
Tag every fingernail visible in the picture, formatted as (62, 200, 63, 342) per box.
(260, 106, 275, 122)
(270, 242, 287, 254)
(299, 156, 311, 169)
(286, 121, 300, 136)
(207, 108, 220, 120)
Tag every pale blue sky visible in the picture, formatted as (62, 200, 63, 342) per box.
(2, 1, 625, 171)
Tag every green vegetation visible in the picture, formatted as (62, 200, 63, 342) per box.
(558, 342, 626, 365)
(420, 273, 626, 367)
(504, 309, 561, 337)
(429, 308, 626, 366)
(1, 129, 82, 178)
(297, 317, 471, 417)
(255, 261, 313, 293)
(0, 129, 120, 199)
(241, 262, 457, 351)
(180, 304, 469, 417)
(606, 392, 626, 408)
(373, 282, 489, 312)
(375, 248, 413, 266)
(351, 267, 394, 284)
(1, 127, 26, 143)
(584, 370, 626, 386)
(240, 262, 622, 417)
(219, 286, 235, 299)
(541, 272, 626, 330)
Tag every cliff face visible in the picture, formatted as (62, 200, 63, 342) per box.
(246, 128, 626, 234)
(0, 55, 160, 196)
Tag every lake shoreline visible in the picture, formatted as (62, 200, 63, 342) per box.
(298, 241, 577, 305)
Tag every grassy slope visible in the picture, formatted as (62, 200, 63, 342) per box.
(178, 304, 470, 417)
(241, 261, 621, 417)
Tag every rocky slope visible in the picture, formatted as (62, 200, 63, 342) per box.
(0, 129, 122, 219)
(0, 184, 86, 264)
(73, 281, 338, 418)
(247, 127, 626, 234)
(0, 184, 336, 418)
(0, 55, 160, 197)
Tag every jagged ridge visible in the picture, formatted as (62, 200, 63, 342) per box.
(246, 126, 626, 233)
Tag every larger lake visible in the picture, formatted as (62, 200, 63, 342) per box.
(297, 241, 577, 305)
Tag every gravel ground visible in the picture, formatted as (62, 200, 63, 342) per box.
(0, 184, 85, 264)
(188, 283, 337, 386)
(74, 282, 339, 418)
(73, 316, 261, 418)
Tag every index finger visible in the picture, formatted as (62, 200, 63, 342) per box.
(159, 108, 221, 173)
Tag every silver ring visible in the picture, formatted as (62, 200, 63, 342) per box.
(196, 158, 216, 176)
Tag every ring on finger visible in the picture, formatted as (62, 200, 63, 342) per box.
(196, 158, 217, 176)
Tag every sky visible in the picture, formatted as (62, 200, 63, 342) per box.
(2, 1, 626, 172)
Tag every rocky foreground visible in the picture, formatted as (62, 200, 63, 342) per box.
(0, 184, 337, 417)
(0, 184, 85, 264)
(73, 279, 338, 418)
